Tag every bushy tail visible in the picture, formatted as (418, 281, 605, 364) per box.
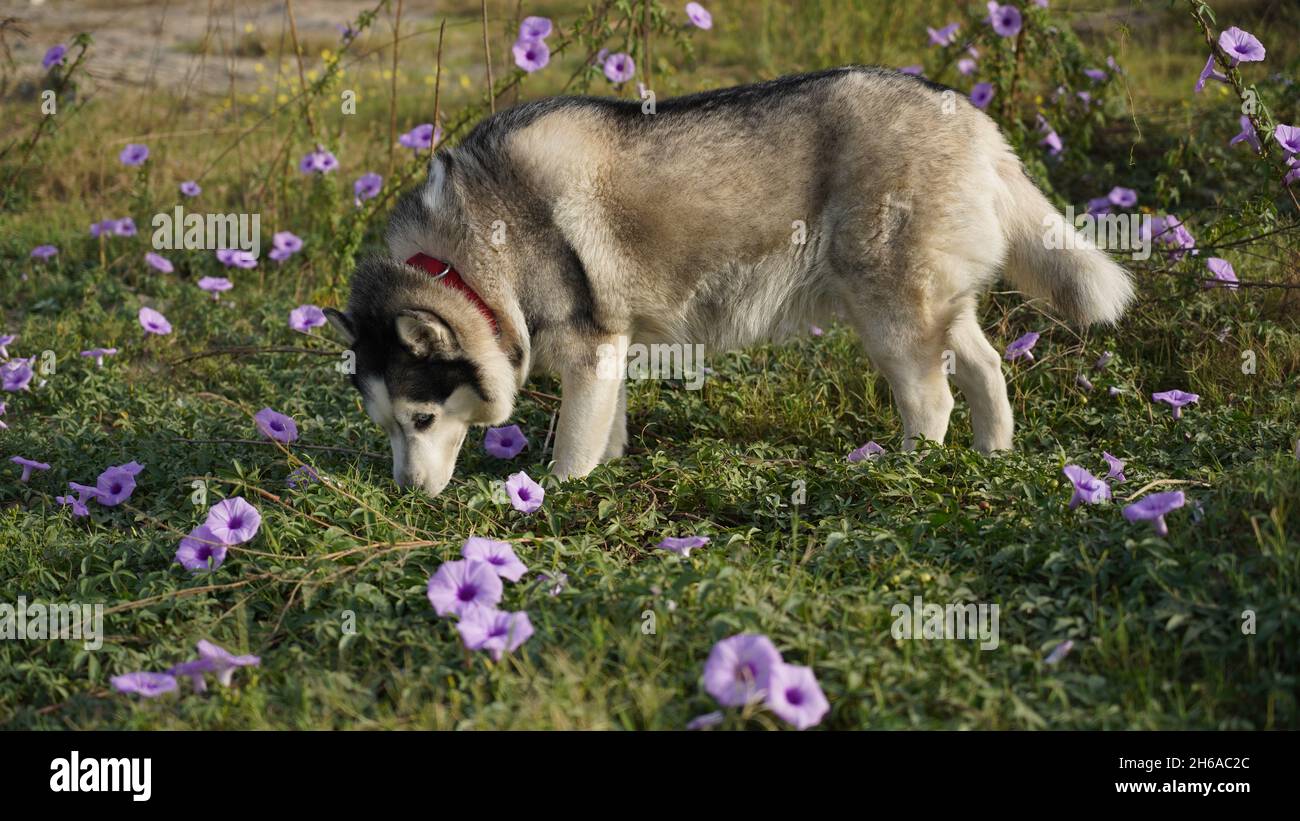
(993, 156, 1134, 326)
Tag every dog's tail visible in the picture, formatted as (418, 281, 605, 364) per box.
(991, 155, 1134, 326)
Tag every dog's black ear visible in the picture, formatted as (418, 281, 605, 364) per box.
(324, 308, 356, 346)
(395, 309, 459, 359)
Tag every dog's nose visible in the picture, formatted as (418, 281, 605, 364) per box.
(396, 468, 426, 489)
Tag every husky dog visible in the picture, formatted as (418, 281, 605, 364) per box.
(326, 66, 1132, 498)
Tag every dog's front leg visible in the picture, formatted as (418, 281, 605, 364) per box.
(552, 359, 624, 481)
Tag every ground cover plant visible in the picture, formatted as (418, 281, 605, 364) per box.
(0, 0, 1297, 730)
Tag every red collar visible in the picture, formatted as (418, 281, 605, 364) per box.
(405, 253, 499, 334)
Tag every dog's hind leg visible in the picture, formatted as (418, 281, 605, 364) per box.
(947, 307, 1014, 453)
(601, 382, 627, 463)
(553, 359, 624, 481)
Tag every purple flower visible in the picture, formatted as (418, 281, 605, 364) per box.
(42, 44, 67, 71)
(198, 276, 232, 297)
(180, 180, 201, 197)
(168, 659, 211, 692)
(505, 471, 544, 514)
(456, 605, 534, 660)
(603, 52, 635, 84)
(11, 456, 50, 482)
(1146, 214, 1196, 259)
(175, 524, 228, 571)
(114, 461, 144, 476)
(0, 334, 13, 359)
(299, 146, 339, 174)
(1102, 452, 1126, 483)
(656, 535, 710, 557)
(197, 639, 260, 686)
(765, 663, 830, 730)
(80, 347, 118, 367)
(217, 248, 258, 268)
(1229, 116, 1262, 152)
(111, 672, 177, 697)
(686, 2, 713, 30)
(289, 304, 326, 333)
(1083, 68, 1108, 83)
(810, 324, 824, 336)
(848, 441, 885, 463)
(1122, 490, 1186, 537)
(513, 38, 550, 73)
(205, 497, 261, 545)
(30, 245, 58, 260)
(55, 493, 90, 517)
(337, 23, 357, 43)
(398, 124, 439, 151)
(898, 65, 924, 77)
(427, 559, 504, 617)
(1274, 124, 1300, 156)
(1094, 351, 1114, 371)
(1004, 331, 1040, 362)
(970, 82, 995, 109)
(255, 407, 299, 443)
(686, 711, 725, 730)
(287, 464, 320, 489)
(138, 306, 172, 335)
(114, 217, 138, 237)
(1041, 130, 1063, 156)
(957, 58, 977, 76)
(94, 466, 136, 506)
(927, 22, 959, 47)
(1206, 257, 1239, 290)
(483, 424, 527, 459)
(703, 633, 782, 707)
(1062, 465, 1110, 509)
(1044, 640, 1074, 665)
(272, 231, 303, 256)
(1218, 27, 1265, 64)
(462, 537, 528, 582)
(989, 3, 1022, 38)
(1195, 54, 1228, 93)
(353, 172, 382, 204)
(1151, 390, 1199, 420)
(145, 252, 173, 273)
(1108, 186, 1137, 208)
(119, 143, 150, 166)
(1075, 374, 1094, 392)
(519, 16, 553, 40)
(1, 358, 35, 391)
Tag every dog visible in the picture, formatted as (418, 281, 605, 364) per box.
(325, 66, 1133, 498)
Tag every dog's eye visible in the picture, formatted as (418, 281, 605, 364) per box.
(412, 413, 435, 431)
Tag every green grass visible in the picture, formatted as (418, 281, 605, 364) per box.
(1, 0, 1298, 729)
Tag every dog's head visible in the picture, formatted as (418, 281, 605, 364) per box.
(326, 257, 519, 498)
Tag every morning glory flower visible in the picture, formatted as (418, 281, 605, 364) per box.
(519, 16, 553, 40)
(1094, 351, 1113, 371)
(1004, 331, 1040, 362)
(1274, 124, 1300, 156)
(1, 358, 35, 391)
(80, 348, 118, 367)
(353, 172, 382, 204)
(145, 252, 173, 273)
(970, 82, 995, 109)
(927, 22, 959, 47)
(254, 407, 299, 443)
(1147, 214, 1196, 259)
(656, 535, 710, 557)
(180, 180, 201, 197)
(989, 3, 1022, 38)
(427, 559, 504, 617)
(119, 144, 150, 166)
(686, 711, 725, 730)
(957, 58, 977, 76)
(1123, 490, 1186, 537)
(1108, 187, 1137, 208)
(461, 537, 528, 581)
(94, 465, 136, 506)
(168, 659, 211, 692)
(138, 306, 172, 335)
(513, 38, 550, 73)
(197, 276, 232, 298)
(205, 497, 262, 545)
(456, 605, 534, 660)
(1102, 452, 1126, 483)
(0, 334, 13, 358)
(847, 441, 884, 463)
(111, 672, 177, 697)
(1083, 68, 1108, 83)
(299, 146, 339, 173)
(42, 45, 67, 71)
(196, 639, 261, 686)
(1195, 54, 1227, 93)
(55, 492, 90, 517)
(11, 456, 50, 482)
(1218, 27, 1265, 64)
(1075, 374, 1094, 392)
(1229, 116, 1262, 152)
(703, 633, 782, 707)
(1206, 258, 1239, 289)
(898, 65, 923, 76)
(113, 217, 138, 237)
(1041, 130, 1063, 156)
(175, 524, 228, 571)
(483, 424, 527, 458)
(217, 248, 258, 268)
(289, 304, 326, 333)
(603, 52, 635, 84)
(505, 471, 544, 513)
(1062, 465, 1110, 509)
(686, 3, 713, 30)
(398, 124, 439, 151)
(765, 663, 830, 730)
(30, 245, 58, 260)
(1152, 390, 1199, 420)
(114, 461, 144, 476)
(1044, 640, 1074, 665)
(286, 464, 321, 489)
